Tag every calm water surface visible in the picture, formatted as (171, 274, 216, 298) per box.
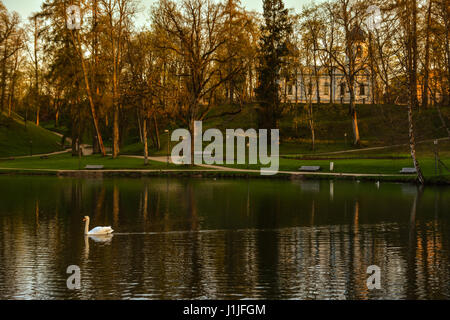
(0, 176, 449, 300)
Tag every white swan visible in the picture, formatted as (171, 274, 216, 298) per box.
(83, 216, 114, 236)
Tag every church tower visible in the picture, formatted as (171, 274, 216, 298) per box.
(348, 26, 370, 103)
(349, 26, 368, 66)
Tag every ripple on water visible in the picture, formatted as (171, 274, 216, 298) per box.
(1, 177, 449, 300)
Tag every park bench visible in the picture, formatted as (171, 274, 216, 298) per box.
(299, 166, 321, 172)
(400, 168, 417, 174)
(85, 165, 104, 170)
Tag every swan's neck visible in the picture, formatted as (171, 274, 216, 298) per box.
(84, 219, 90, 235)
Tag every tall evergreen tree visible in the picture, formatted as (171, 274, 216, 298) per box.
(256, 0, 292, 129)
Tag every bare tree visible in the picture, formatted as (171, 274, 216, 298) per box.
(152, 0, 241, 156)
(0, 5, 21, 113)
(398, 0, 425, 184)
(321, 0, 370, 145)
(100, 0, 136, 158)
(67, 0, 107, 156)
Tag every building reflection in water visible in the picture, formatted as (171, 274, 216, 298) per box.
(0, 177, 449, 299)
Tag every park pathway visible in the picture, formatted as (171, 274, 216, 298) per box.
(1, 129, 430, 178)
(121, 155, 407, 178)
(309, 137, 449, 156)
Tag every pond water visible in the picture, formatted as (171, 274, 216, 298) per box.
(0, 176, 449, 300)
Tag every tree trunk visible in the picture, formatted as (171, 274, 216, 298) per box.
(71, 108, 79, 156)
(112, 32, 120, 159)
(143, 116, 149, 166)
(368, 33, 377, 105)
(92, 126, 100, 155)
(309, 101, 315, 151)
(0, 47, 8, 112)
(7, 93, 12, 117)
(422, 0, 432, 108)
(53, 97, 59, 127)
(34, 17, 40, 126)
(349, 85, 360, 145)
(408, 101, 425, 184)
(110, 5, 124, 160)
(351, 108, 360, 145)
(7, 71, 16, 117)
(313, 42, 320, 104)
(444, 1, 450, 104)
(329, 68, 334, 104)
(411, 1, 419, 109)
(137, 109, 143, 143)
(406, 0, 425, 184)
(113, 103, 120, 158)
(71, 30, 106, 156)
(153, 113, 161, 150)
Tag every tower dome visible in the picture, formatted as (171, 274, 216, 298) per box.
(349, 26, 366, 42)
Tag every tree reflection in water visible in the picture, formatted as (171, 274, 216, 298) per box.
(0, 176, 449, 299)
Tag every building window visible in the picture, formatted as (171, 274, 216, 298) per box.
(360, 83, 365, 96)
(340, 83, 346, 96)
(323, 82, 330, 96)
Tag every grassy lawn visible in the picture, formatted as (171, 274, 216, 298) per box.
(218, 155, 450, 184)
(119, 104, 449, 158)
(278, 139, 450, 179)
(0, 153, 189, 171)
(283, 137, 450, 158)
(0, 112, 66, 158)
(0, 147, 448, 184)
(224, 157, 448, 175)
(2, 104, 448, 183)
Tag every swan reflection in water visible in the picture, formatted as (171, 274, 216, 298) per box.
(84, 234, 114, 259)
(88, 234, 114, 243)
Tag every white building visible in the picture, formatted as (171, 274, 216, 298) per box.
(281, 26, 373, 105)
(281, 67, 372, 104)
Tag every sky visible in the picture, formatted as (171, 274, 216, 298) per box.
(3, 0, 313, 25)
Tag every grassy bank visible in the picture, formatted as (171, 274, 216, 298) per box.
(120, 103, 450, 157)
(0, 151, 448, 184)
(220, 141, 450, 184)
(0, 153, 186, 171)
(2, 103, 449, 185)
(220, 157, 449, 182)
(0, 112, 66, 158)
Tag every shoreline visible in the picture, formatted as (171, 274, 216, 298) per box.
(1, 167, 448, 185)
